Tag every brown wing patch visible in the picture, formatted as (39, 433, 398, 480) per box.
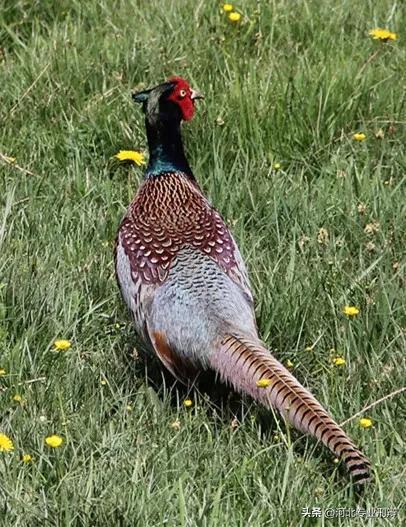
(150, 331, 198, 384)
(119, 172, 237, 284)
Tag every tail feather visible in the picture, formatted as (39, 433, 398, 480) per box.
(210, 334, 371, 486)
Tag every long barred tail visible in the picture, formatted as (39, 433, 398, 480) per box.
(210, 334, 371, 486)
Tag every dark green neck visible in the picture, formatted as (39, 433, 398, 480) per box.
(145, 118, 194, 178)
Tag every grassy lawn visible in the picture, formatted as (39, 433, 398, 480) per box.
(1, 0, 405, 525)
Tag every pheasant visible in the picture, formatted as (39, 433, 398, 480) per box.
(115, 76, 371, 486)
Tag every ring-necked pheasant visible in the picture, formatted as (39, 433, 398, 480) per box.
(115, 76, 371, 486)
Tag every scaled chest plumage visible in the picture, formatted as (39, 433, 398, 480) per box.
(118, 172, 237, 284)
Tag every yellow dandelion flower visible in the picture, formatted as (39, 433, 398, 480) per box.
(13, 394, 23, 402)
(223, 3, 233, 11)
(353, 132, 366, 142)
(53, 339, 71, 351)
(0, 369, 6, 376)
(228, 12, 241, 22)
(115, 150, 146, 166)
(286, 359, 294, 368)
(273, 162, 281, 170)
(126, 405, 133, 411)
(359, 417, 373, 428)
(369, 28, 397, 42)
(256, 378, 272, 388)
(100, 379, 107, 385)
(342, 306, 360, 317)
(3, 155, 16, 164)
(22, 454, 33, 463)
(0, 433, 14, 452)
(183, 399, 193, 407)
(332, 357, 346, 366)
(45, 435, 63, 448)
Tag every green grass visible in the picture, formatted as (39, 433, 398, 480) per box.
(1, 0, 405, 525)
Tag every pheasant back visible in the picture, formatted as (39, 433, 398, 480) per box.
(119, 172, 238, 284)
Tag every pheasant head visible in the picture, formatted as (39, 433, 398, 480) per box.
(132, 76, 203, 125)
(132, 77, 203, 177)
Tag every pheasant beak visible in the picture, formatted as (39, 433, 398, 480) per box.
(191, 89, 204, 101)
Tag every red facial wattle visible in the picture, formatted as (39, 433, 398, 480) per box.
(167, 76, 196, 121)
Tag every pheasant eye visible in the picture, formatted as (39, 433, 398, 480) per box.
(179, 89, 187, 98)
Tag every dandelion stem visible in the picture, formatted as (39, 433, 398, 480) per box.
(0, 153, 36, 176)
(356, 49, 380, 78)
(340, 386, 406, 427)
